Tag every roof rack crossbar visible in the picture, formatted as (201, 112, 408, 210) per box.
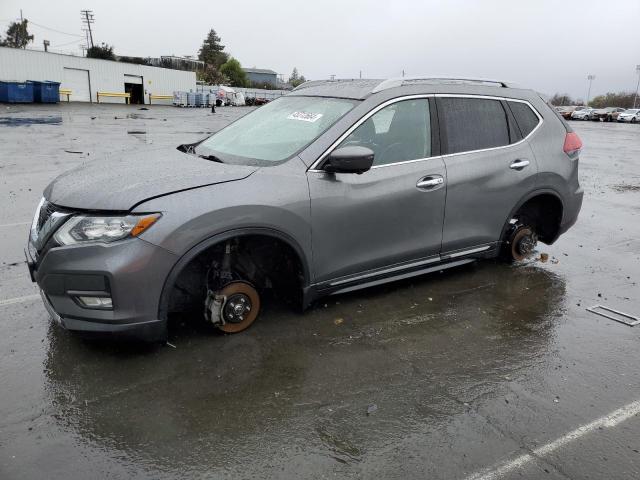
(371, 76, 518, 93)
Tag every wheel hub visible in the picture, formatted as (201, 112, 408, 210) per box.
(223, 293, 252, 324)
(510, 226, 537, 261)
(517, 234, 537, 256)
(213, 281, 260, 333)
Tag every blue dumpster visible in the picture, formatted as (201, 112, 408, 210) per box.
(0, 81, 34, 103)
(29, 81, 61, 103)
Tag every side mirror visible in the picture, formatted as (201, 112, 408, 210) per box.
(323, 146, 374, 174)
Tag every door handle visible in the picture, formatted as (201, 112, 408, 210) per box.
(509, 159, 530, 170)
(416, 175, 444, 190)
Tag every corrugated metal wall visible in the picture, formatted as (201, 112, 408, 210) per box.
(0, 47, 196, 104)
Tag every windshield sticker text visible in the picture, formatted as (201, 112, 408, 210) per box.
(287, 112, 323, 123)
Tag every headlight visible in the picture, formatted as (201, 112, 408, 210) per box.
(54, 213, 161, 246)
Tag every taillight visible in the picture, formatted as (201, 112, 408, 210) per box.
(563, 132, 582, 156)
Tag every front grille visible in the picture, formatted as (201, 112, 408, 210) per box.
(37, 201, 57, 232)
(32, 201, 73, 252)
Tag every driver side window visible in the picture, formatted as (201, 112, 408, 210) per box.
(338, 99, 431, 166)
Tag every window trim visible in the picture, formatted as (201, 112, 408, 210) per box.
(308, 94, 436, 172)
(308, 94, 543, 172)
(435, 94, 543, 158)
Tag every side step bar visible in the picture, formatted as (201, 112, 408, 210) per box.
(329, 258, 475, 296)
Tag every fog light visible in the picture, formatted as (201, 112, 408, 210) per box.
(77, 296, 113, 309)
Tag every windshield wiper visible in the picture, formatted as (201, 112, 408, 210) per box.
(198, 154, 225, 164)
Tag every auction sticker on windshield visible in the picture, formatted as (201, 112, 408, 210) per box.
(287, 112, 323, 122)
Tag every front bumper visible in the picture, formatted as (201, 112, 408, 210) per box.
(26, 237, 178, 341)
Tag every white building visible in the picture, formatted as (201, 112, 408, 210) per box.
(0, 47, 196, 104)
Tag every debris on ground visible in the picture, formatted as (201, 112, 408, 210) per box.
(611, 184, 640, 192)
(586, 305, 640, 326)
(334, 318, 344, 326)
(166, 342, 177, 348)
(367, 404, 378, 415)
(540, 253, 549, 263)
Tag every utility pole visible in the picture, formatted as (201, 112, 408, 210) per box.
(586, 74, 595, 105)
(80, 10, 95, 49)
(633, 65, 640, 109)
(20, 9, 23, 21)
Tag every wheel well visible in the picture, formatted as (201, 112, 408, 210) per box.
(165, 234, 305, 317)
(513, 194, 563, 244)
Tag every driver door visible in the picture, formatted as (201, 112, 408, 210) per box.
(307, 97, 447, 284)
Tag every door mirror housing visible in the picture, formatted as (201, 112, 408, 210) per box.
(323, 146, 374, 174)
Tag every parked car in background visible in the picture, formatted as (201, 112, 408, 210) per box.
(571, 107, 594, 120)
(617, 108, 640, 123)
(591, 107, 626, 122)
(555, 106, 580, 120)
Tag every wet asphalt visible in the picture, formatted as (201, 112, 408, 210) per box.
(0, 104, 639, 479)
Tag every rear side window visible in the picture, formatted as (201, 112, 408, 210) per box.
(508, 101, 540, 137)
(439, 98, 510, 154)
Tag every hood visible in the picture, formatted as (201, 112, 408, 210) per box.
(44, 147, 258, 211)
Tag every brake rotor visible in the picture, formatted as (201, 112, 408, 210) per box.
(510, 227, 537, 261)
(217, 282, 260, 333)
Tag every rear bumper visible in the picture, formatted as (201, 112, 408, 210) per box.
(27, 237, 178, 342)
(558, 186, 584, 236)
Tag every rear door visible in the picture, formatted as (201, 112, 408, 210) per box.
(307, 97, 447, 284)
(437, 96, 540, 254)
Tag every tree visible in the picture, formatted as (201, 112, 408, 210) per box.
(220, 58, 248, 87)
(588, 91, 636, 109)
(0, 19, 34, 49)
(118, 56, 150, 65)
(288, 67, 307, 88)
(550, 93, 574, 106)
(198, 29, 228, 68)
(87, 43, 115, 60)
(198, 64, 227, 85)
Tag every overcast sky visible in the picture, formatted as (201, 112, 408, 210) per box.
(1, 0, 638, 99)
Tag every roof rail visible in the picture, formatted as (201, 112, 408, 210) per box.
(292, 78, 377, 92)
(292, 79, 331, 92)
(371, 76, 520, 93)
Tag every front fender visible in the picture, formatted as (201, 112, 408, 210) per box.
(156, 226, 313, 321)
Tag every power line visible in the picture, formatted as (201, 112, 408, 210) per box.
(51, 38, 84, 48)
(27, 20, 84, 37)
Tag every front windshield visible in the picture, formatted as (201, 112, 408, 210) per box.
(197, 96, 356, 164)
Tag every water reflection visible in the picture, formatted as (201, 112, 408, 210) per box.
(0, 116, 63, 126)
(43, 262, 566, 476)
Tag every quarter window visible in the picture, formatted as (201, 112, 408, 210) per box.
(337, 99, 431, 166)
(508, 101, 540, 137)
(440, 97, 510, 154)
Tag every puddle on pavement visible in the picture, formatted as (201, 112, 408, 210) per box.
(40, 262, 566, 475)
(0, 116, 63, 126)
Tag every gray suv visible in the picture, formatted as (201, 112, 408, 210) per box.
(26, 77, 584, 341)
